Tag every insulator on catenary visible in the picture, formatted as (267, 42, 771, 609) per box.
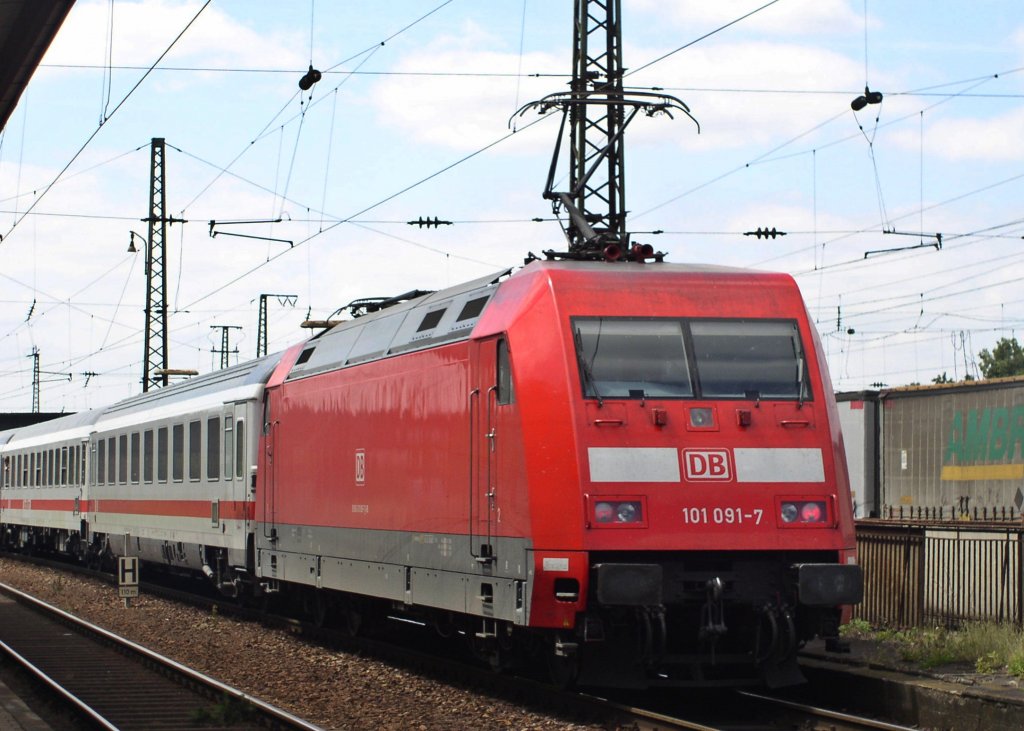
(743, 227, 787, 239)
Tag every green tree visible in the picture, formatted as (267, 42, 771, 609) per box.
(978, 337, 1024, 379)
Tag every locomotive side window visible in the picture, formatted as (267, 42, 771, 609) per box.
(189, 420, 202, 481)
(497, 339, 514, 405)
(573, 318, 693, 399)
(417, 308, 445, 332)
(158, 427, 169, 482)
(691, 320, 809, 400)
(207, 417, 220, 480)
(457, 296, 488, 321)
(172, 424, 184, 482)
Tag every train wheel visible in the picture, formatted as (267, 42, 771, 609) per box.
(343, 603, 363, 636)
(311, 590, 330, 628)
(546, 636, 579, 688)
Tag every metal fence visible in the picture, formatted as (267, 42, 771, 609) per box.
(854, 520, 1024, 628)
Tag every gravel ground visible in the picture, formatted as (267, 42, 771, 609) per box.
(0, 558, 607, 731)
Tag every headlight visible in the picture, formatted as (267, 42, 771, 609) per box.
(614, 502, 640, 523)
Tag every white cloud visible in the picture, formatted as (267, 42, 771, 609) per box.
(43, 1, 307, 76)
(626, 41, 863, 150)
(369, 21, 563, 152)
(914, 107, 1024, 161)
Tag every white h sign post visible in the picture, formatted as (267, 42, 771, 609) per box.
(118, 556, 139, 607)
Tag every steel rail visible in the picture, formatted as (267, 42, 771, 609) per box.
(738, 690, 920, 731)
(0, 581, 323, 731)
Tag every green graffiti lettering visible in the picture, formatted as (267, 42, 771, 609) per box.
(989, 407, 1010, 461)
(945, 411, 964, 463)
(965, 409, 991, 462)
(1011, 405, 1024, 463)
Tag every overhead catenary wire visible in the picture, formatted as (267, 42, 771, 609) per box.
(0, 1, 214, 244)
(4, 5, 1023, 406)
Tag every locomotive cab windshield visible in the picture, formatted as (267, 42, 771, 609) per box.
(572, 316, 811, 401)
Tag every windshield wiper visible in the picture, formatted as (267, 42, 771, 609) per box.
(573, 326, 603, 407)
(796, 355, 805, 408)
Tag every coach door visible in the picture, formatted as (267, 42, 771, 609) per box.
(469, 336, 512, 563)
(223, 402, 248, 534)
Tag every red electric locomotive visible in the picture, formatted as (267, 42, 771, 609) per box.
(256, 259, 861, 687)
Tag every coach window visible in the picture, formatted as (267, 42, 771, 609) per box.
(189, 420, 202, 481)
(497, 339, 514, 405)
(223, 417, 233, 480)
(46, 450, 53, 487)
(35, 451, 41, 486)
(72, 445, 80, 485)
(143, 430, 154, 483)
(21, 454, 27, 487)
(118, 434, 128, 484)
(107, 439, 116, 486)
(172, 424, 184, 482)
(157, 427, 168, 482)
(235, 419, 245, 480)
(130, 433, 141, 483)
(96, 439, 106, 484)
(207, 416, 220, 480)
(15, 454, 21, 487)
(61, 447, 69, 486)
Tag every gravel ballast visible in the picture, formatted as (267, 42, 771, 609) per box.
(0, 558, 606, 730)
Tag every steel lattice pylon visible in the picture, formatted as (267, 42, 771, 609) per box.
(568, 0, 626, 250)
(256, 293, 297, 358)
(515, 0, 696, 262)
(142, 138, 168, 392)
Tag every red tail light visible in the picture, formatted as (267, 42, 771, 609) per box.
(777, 498, 830, 527)
(587, 495, 647, 528)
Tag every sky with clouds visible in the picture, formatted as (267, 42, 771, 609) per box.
(1, 0, 1022, 412)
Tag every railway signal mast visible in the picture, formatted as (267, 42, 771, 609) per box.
(516, 0, 697, 262)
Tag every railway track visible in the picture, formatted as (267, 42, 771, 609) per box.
(734, 690, 920, 731)
(0, 581, 321, 731)
(0, 556, 926, 731)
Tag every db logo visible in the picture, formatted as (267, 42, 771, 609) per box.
(683, 449, 732, 480)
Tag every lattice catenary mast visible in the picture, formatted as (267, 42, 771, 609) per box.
(141, 138, 189, 391)
(515, 0, 697, 262)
